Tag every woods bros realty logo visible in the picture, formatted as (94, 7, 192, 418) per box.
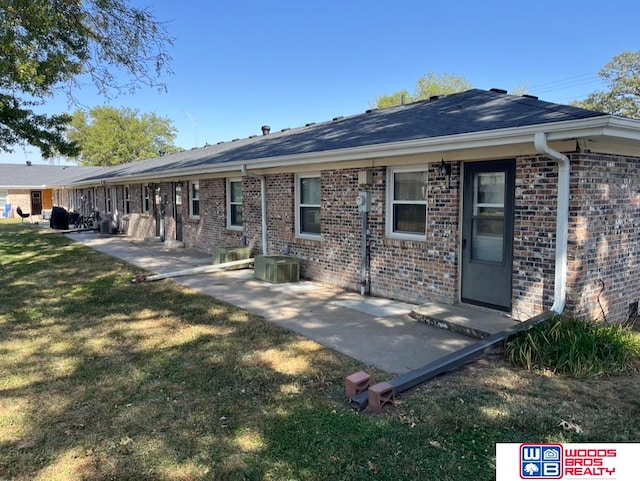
(520, 444, 616, 478)
(496, 443, 638, 480)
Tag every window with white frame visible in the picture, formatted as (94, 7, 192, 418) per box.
(386, 166, 428, 240)
(227, 179, 243, 230)
(295, 174, 321, 238)
(106, 187, 113, 213)
(143, 185, 150, 213)
(190, 181, 200, 218)
(124, 186, 131, 214)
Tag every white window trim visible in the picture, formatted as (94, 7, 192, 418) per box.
(295, 173, 322, 240)
(189, 181, 200, 219)
(385, 165, 428, 241)
(106, 187, 113, 214)
(143, 185, 150, 214)
(226, 178, 243, 231)
(112, 187, 118, 216)
(124, 185, 131, 214)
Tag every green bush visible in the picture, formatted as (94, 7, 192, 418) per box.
(505, 316, 640, 378)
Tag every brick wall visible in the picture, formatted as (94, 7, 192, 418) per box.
(511, 156, 558, 319)
(566, 153, 640, 323)
(183, 179, 244, 253)
(192, 164, 461, 306)
(7, 190, 30, 217)
(369, 163, 459, 304)
(59, 151, 640, 323)
(511, 152, 640, 323)
(263, 173, 295, 255)
(7, 189, 55, 217)
(54, 189, 72, 211)
(243, 176, 266, 254)
(121, 184, 152, 237)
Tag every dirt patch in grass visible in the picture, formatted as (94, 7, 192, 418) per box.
(2, 224, 639, 481)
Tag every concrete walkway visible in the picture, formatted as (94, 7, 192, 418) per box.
(64, 232, 517, 375)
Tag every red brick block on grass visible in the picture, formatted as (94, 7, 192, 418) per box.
(367, 382, 394, 412)
(345, 371, 371, 398)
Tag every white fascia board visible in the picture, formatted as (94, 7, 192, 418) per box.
(68, 116, 640, 186)
(544, 116, 640, 142)
(602, 124, 640, 142)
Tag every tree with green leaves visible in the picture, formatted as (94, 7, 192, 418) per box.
(374, 72, 473, 108)
(66, 106, 180, 166)
(0, 0, 173, 158)
(571, 51, 640, 119)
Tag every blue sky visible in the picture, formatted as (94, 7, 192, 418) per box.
(2, 0, 638, 165)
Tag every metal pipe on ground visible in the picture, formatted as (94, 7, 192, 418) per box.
(349, 310, 554, 411)
(131, 258, 254, 283)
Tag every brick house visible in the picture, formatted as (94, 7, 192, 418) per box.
(5, 89, 640, 323)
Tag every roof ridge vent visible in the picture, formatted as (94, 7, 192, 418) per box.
(332, 116, 344, 121)
(305, 122, 316, 127)
(522, 94, 539, 100)
(490, 88, 508, 94)
(280, 127, 290, 132)
(429, 95, 440, 101)
(365, 108, 378, 114)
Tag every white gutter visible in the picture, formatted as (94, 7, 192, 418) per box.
(241, 164, 268, 256)
(534, 132, 569, 314)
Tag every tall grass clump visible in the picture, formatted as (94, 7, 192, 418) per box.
(505, 316, 640, 378)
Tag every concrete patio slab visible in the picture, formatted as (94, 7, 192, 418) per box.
(63, 232, 512, 374)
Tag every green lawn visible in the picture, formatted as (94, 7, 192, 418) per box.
(1, 222, 639, 481)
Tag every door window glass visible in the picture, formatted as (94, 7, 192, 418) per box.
(472, 172, 505, 262)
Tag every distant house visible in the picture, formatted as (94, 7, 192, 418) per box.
(4, 89, 640, 324)
(0, 163, 104, 220)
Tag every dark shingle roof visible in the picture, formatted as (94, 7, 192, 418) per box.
(0, 164, 106, 188)
(4, 89, 610, 185)
(86, 89, 604, 181)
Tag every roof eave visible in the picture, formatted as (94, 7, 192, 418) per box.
(69, 115, 639, 185)
(0, 184, 58, 189)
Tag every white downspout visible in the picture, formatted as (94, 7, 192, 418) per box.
(241, 164, 268, 256)
(534, 132, 569, 314)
